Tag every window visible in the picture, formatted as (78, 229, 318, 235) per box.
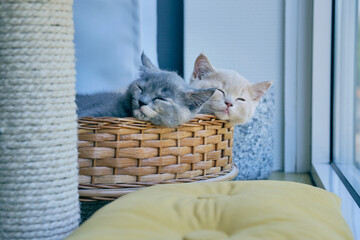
(332, 0, 360, 201)
(312, 0, 360, 236)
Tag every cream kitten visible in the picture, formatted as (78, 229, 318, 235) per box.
(190, 54, 273, 125)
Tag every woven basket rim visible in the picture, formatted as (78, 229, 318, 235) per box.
(78, 114, 231, 130)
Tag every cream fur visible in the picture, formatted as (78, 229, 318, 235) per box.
(190, 54, 273, 125)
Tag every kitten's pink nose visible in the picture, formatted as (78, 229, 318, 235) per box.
(225, 101, 233, 108)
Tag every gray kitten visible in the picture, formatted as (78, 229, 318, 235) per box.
(76, 53, 216, 127)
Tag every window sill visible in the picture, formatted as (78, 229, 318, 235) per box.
(312, 163, 360, 239)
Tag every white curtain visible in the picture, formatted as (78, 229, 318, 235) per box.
(74, 0, 158, 93)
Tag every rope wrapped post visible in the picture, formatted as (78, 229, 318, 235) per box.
(0, 1, 79, 239)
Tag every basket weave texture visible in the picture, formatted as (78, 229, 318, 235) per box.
(78, 114, 235, 201)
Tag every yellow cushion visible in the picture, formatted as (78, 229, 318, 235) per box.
(67, 181, 353, 240)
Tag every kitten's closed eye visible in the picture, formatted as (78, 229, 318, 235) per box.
(154, 97, 167, 101)
(217, 89, 226, 95)
(236, 97, 246, 102)
(137, 85, 143, 92)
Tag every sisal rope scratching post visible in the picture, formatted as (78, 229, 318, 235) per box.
(0, 1, 80, 239)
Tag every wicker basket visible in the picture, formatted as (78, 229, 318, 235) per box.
(78, 114, 238, 201)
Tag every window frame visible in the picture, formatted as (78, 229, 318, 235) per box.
(310, 0, 360, 237)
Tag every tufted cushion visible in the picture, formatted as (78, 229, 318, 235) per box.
(67, 181, 353, 240)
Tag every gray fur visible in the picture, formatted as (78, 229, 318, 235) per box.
(76, 53, 216, 127)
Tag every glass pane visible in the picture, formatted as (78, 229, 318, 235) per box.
(357, 0, 360, 169)
(333, 0, 360, 195)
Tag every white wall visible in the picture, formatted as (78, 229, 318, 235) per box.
(184, 0, 284, 170)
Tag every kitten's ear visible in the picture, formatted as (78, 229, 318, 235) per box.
(186, 88, 216, 112)
(141, 52, 158, 70)
(192, 54, 216, 80)
(251, 81, 273, 101)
